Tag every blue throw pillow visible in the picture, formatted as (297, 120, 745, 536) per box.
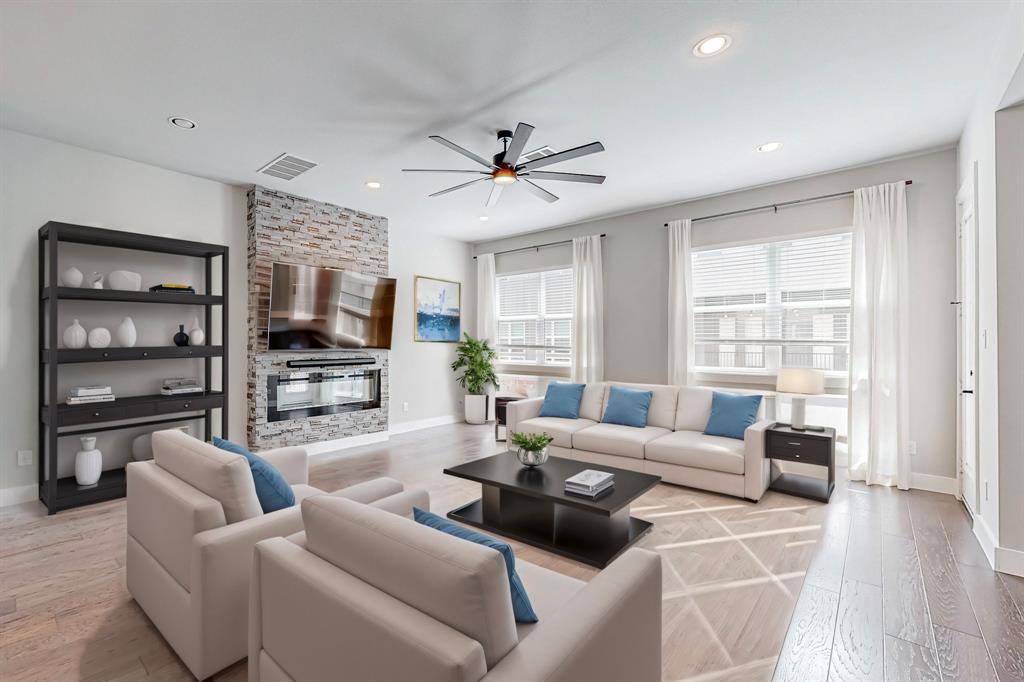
(703, 392, 763, 440)
(413, 507, 538, 623)
(601, 386, 653, 428)
(213, 437, 295, 513)
(538, 381, 586, 419)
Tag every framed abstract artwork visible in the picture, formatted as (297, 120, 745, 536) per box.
(414, 275, 461, 342)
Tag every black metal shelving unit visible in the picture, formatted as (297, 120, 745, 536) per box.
(38, 222, 229, 514)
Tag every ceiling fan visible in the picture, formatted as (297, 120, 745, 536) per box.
(403, 122, 605, 207)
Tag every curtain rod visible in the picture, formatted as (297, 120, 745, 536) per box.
(473, 233, 606, 260)
(663, 180, 913, 227)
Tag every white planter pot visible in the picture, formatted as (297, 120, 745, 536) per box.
(464, 394, 488, 424)
(75, 436, 102, 486)
(116, 316, 137, 348)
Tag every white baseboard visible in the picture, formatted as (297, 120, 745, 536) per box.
(909, 472, 958, 496)
(389, 414, 460, 435)
(974, 514, 998, 567)
(0, 483, 38, 508)
(996, 545, 1024, 577)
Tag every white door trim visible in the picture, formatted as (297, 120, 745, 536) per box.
(955, 163, 980, 516)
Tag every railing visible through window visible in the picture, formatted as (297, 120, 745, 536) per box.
(691, 232, 852, 375)
(496, 267, 574, 373)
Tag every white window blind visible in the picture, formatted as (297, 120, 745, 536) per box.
(496, 267, 574, 371)
(691, 232, 852, 374)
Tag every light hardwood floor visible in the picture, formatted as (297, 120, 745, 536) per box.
(2, 422, 1023, 682)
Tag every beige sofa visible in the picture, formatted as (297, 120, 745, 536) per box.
(127, 430, 428, 680)
(249, 495, 662, 682)
(508, 382, 772, 501)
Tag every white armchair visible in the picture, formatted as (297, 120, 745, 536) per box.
(127, 430, 427, 680)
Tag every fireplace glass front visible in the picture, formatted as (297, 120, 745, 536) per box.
(267, 369, 380, 423)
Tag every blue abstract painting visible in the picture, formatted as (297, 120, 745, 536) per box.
(414, 276, 461, 342)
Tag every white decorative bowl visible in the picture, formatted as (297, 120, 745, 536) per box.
(108, 270, 142, 291)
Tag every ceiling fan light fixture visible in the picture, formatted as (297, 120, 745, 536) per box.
(693, 33, 732, 58)
(492, 168, 517, 185)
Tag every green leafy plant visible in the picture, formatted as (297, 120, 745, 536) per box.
(510, 431, 554, 452)
(450, 332, 499, 395)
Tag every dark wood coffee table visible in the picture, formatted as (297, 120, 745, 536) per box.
(444, 452, 661, 568)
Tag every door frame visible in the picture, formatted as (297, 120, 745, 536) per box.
(955, 162, 980, 514)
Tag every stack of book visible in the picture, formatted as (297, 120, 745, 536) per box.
(160, 378, 204, 395)
(149, 283, 196, 294)
(67, 386, 114, 405)
(564, 469, 615, 498)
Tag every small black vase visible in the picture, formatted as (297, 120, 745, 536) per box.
(173, 324, 190, 347)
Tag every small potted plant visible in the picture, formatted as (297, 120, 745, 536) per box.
(450, 332, 499, 424)
(510, 431, 554, 468)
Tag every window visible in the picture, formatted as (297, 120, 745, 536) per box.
(496, 267, 574, 374)
(691, 232, 852, 375)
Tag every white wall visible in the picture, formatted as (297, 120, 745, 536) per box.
(474, 149, 958, 481)
(0, 130, 475, 504)
(956, 4, 1024, 551)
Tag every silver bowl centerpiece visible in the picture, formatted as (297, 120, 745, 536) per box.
(510, 431, 554, 468)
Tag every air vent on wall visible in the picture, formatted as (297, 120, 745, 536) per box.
(258, 153, 318, 181)
(519, 145, 556, 163)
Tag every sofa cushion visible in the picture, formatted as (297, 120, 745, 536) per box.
(579, 383, 607, 422)
(213, 437, 296, 513)
(601, 382, 679, 430)
(152, 429, 262, 524)
(413, 508, 538, 623)
(538, 382, 586, 419)
(675, 386, 714, 432)
(704, 392, 763, 440)
(645, 430, 745, 475)
(601, 386, 653, 428)
(513, 561, 585, 641)
(515, 417, 597, 449)
(572, 423, 671, 459)
(301, 495, 518, 668)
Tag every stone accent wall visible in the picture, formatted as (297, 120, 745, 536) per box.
(246, 186, 389, 448)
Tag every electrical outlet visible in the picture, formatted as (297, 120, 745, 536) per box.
(403, 401, 409, 413)
(908, 441, 918, 456)
(17, 450, 32, 467)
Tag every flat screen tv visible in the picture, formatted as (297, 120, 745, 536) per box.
(267, 262, 396, 350)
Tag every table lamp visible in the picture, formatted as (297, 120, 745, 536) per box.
(776, 368, 825, 431)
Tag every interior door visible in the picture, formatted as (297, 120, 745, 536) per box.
(956, 171, 979, 515)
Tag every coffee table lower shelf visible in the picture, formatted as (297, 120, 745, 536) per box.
(448, 496, 653, 569)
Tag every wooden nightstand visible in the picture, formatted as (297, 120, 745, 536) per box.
(766, 424, 836, 502)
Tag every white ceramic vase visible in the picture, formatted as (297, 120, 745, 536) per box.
(108, 270, 142, 291)
(60, 266, 83, 288)
(464, 394, 488, 425)
(75, 436, 102, 486)
(116, 317, 137, 347)
(131, 433, 153, 461)
(87, 327, 111, 348)
(188, 317, 205, 346)
(63, 319, 87, 349)
(88, 272, 104, 289)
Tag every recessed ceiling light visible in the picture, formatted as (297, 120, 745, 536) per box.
(365, 180, 382, 189)
(479, 216, 489, 222)
(168, 116, 197, 130)
(693, 33, 732, 58)
(756, 141, 783, 153)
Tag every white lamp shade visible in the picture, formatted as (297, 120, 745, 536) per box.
(776, 367, 825, 395)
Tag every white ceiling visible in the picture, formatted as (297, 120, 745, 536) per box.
(0, 1, 1013, 241)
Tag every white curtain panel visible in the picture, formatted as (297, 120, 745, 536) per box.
(572, 235, 605, 383)
(476, 252, 497, 344)
(667, 219, 695, 385)
(848, 181, 911, 489)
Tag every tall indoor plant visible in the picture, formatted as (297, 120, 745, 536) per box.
(450, 332, 499, 424)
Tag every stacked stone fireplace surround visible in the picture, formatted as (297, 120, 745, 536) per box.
(247, 185, 389, 449)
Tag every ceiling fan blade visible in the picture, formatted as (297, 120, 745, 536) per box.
(428, 177, 489, 197)
(502, 122, 535, 166)
(517, 141, 605, 171)
(522, 171, 606, 184)
(486, 183, 503, 208)
(429, 135, 495, 169)
(522, 179, 559, 203)
(402, 169, 490, 174)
